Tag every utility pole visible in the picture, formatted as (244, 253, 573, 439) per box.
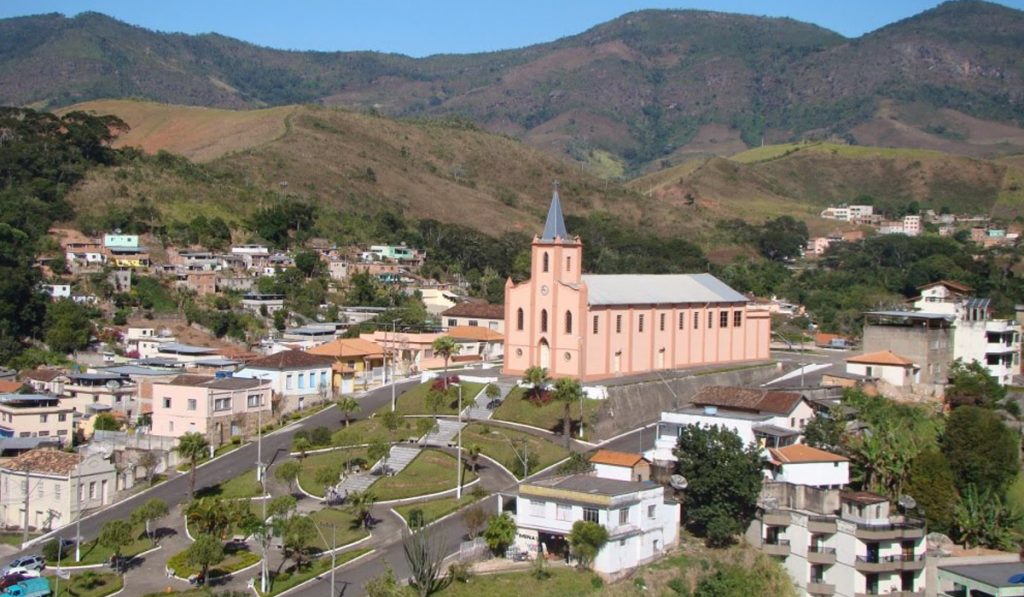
(389, 320, 397, 412)
(74, 467, 81, 562)
(330, 523, 336, 597)
(456, 384, 463, 499)
(22, 467, 30, 545)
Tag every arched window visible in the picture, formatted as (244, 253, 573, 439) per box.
(566, 256, 572, 272)
(516, 308, 524, 331)
(565, 311, 573, 334)
(542, 252, 549, 273)
(540, 309, 548, 333)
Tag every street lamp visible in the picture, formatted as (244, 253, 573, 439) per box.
(454, 383, 463, 499)
(312, 520, 337, 596)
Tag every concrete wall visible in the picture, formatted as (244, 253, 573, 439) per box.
(863, 325, 951, 390)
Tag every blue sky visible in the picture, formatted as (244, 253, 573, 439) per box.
(2, 0, 1023, 57)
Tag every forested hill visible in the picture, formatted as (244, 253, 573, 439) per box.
(3, 1, 1024, 172)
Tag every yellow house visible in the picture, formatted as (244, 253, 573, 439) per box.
(307, 338, 385, 391)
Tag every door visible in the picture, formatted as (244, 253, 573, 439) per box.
(538, 340, 550, 370)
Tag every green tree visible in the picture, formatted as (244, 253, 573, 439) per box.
(185, 534, 224, 583)
(953, 485, 1022, 550)
(294, 251, 323, 278)
(567, 520, 609, 570)
(292, 436, 311, 459)
(431, 336, 460, 389)
(131, 498, 169, 543)
(425, 388, 448, 427)
(314, 463, 342, 494)
(92, 412, 121, 432)
(674, 424, 762, 546)
(904, 448, 958, 535)
(485, 384, 501, 402)
(946, 359, 1007, 409)
(466, 445, 482, 474)
(274, 460, 302, 494)
(185, 497, 232, 539)
(336, 395, 361, 427)
(365, 565, 413, 597)
(137, 451, 159, 487)
(369, 439, 391, 474)
(522, 366, 549, 401)
(557, 452, 593, 475)
(175, 432, 210, 498)
(802, 411, 845, 453)
(346, 490, 377, 530)
(551, 377, 583, 447)
(277, 514, 318, 570)
(943, 405, 1018, 495)
(44, 299, 93, 354)
(693, 558, 797, 597)
(381, 409, 402, 438)
(97, 519, 135, 574)
(483, 512, 516, 555)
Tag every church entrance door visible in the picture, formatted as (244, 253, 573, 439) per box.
(539, 339, 550, 370)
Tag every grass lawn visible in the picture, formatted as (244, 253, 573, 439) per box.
(462, 423, 569, 479)
(68, 528, 154, 566)
(196, 469, 264, 499)
(297, 448, 369, 498)
(437, 567, 601, 596)
(167, 543, 261, 578)
(258, 548, 371, 596)
(176, 442, 244, 472)
(394, 494, 483, 527)
(381, 381, 485, 416)
(493, 387, 601, 438)
(330, 416, 421, 447)
(49, 571, 124, 597)
(308, 508, 370, 550)
(0, 532, 37, 547)
(370, 450, 477, 501)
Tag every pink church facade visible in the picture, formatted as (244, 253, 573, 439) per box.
(503, 190, 771, 381)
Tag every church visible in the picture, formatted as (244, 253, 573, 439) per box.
(503, 188, 771, 381)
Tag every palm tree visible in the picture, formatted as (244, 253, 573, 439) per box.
(346, 490, 378, 530)
(185, 497, 231, 538)
(293, 437, 312, 459)
(175, 432, 210, 498)
(336, 395, 361, 427)
(467, 445, 482, 473)
(522, 366, 550, 401)
(552, 377, 583, 448)
(431, 336, 460, 389)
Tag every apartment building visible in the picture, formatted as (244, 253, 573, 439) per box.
(62, 372, 138, 419)
(235, 350, 334, 412)
(151, 374, 271, 446)
(0, 394, 74, 443)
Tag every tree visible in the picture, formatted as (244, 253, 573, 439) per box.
(314, 463, 342, 494)
(346, 490, 377, 530)
(462, 505, 487, 538)
(137, 451, 159, 486)
(557, 451, 594, 475)
(185, 534, 224, 583)
(98, 519, 135, 574)
(943, 405, 1018, 495)
(44, 299, 93, 354)
(946, 359, 1007, 409)
(92, 412, 121, 432)
(275, 460, 302, 494)
(485, 384, 501, 402)
(904, 448, 958, 535)
(551, 377, 583, 447)
(267, 495, 298, 519)
(466, 445, 481, 474)
(431, 336, 460, 389)
(425, 388, 448, 427)
(131, 498, 169, 543)
(953, 485, 1022, 550)
(802, 411, 845, 453)
(292, 436, 311, 459)
(693, 558, 797, 597)
(522, 366, 549, 401)
(403, 525, 451, 597)
(369, 439, 391, 475)
(381, 409, 402, 438)
(277, 514, 318, 570)
(483, 512, 516, 555)
(366, 565, 413, 597)
(674, 424, 763, 546)
(336, 395, 361, 427)
(567, 520, 609, 570)
(185, 497, 232, 539)
(175, 432, 210, 498)
(294, 251, 323, 278)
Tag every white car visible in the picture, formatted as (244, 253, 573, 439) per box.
(1, 555, 45, 575)
(2, 567, 40, 578)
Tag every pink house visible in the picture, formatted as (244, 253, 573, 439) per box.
(503, 188, 771, 381)
(151, 374, 271, 446)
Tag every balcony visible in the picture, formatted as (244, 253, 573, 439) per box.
(808, 516, 838, 534)
(761, 539, 790, 556)
(763, 510, 791, 526)
(854, 553, 925, 572)
(852, 518, 925, 540)
(807, 581, 835, 595)
(807, 545, 836, 565)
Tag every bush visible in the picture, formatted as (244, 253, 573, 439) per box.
(230, 436, 242, 445)
(590, 576, 604, 589)
(430, 376, 460, 391)
(408, 509, 424, 529)
(668, 578, 688, 595)
(310, 426, 332, 446)
(448, 562, 472, 583)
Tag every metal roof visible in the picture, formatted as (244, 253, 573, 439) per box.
(158, 343, 219, 355)
(582, 273, 747, 306)
(102, 365, 179, 376)
(864, 310, 955, 321)
(67, 372, 126, 382)
(0, 393, 59, 404)
(539, 186, 570, 243)
(191, 358, 240, 367)
(965, 297, 991, 310)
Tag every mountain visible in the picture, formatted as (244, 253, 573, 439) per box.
(7, 2, 1023, 173)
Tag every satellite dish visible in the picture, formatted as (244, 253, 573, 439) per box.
(898, 495, 917, 510)
(105, 380, 120, 390)
(669, 475, 688, 490)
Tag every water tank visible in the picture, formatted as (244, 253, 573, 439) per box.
(703, 405, 718, 416)
(214, 371, 233, 379)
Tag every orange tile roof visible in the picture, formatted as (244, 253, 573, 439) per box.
(307, 338, 384, 359)
(0, 380, 25, 393)
(447, 326, 503, 342)
(769, 444, 848, 464)
(589, 449, 647, 467)
(917, 279, 972, 293)
(2, 448, 82, 475)
(846, 350, 915, 367)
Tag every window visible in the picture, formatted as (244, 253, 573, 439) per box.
(39, 414, 47, 423)
(516, 308, 524, 331)
(583, 507, 599, 523)
(693, 312, 699, 329)
(708, 312, 713, 328)
(565, 311, 573, 334)
(286, 375, 294, 390)
(660, 313, 666, 331)
(616, 315, 622, 334)
(88, 482, 96, 499)
(542, 252, 549, 272)
(529, 499, 544, 516)
(214, 398, 231, 411)
(679, 313, 685, 330)
(734, 310, 743, 327)
(618, 508, 629, 525)
(247, 395, 263, 408)
(566, 256, 572, 272)
(638, 314, 644, 332)
(592, 315, 599, 335)
(54, 484, 60, 501)
(298, 373, 305, 389)
(720, 311, 729, 328)
(38, 431, 49, 437)
(187, 399, 197, 411)
(648, 504, 656, 519)
(468, 320, 478, 327)
(556, 504, 572, 521)
(320, 372, 328, 389)
(447, 318, 457, 327)
(163, 398, 171, 409)
(540, 310, 548, 333)
(58, 413, 66, 422)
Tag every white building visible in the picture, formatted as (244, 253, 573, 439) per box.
(820, 205, 873, 222)
(767, 444, 849, 489)
(646, 386, 813, 463)
(44, 284, 71, 300)
(589, 450, 651, 482)
(845, 351, 919, 388)
(235, 350, 335, 412)
(511, 474, 679, 578)
(902, 215, 921, 237)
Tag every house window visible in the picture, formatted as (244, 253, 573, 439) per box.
(660, 313, 666, 332)
(734, 311, 743, 327)
(163, 398, 171, 409)
(565, 311, 573, 334)
(566, 256, 572, 272)
(693, 312, 699, 329)
(286, 374, 294, 390)
(247, 395, 263, 408)
(648, 504, 656, 519)
(593, 315, 599, 335)
(540, 310, 548, 333)
(214, 398, 231, 411)
(298, 373, 305, 389)
(638, 314, 644, 332)
(187, 399, 197, 411)
(39, 414, 47, 423)
(720, 311, 729, 328)
(58, 413, 66, 422)
(88, 482, 96, 499)
(320, 372, 328, 389)
(679, 313, 685, 330)
(616, 315, 622, 334)
(447, 319, 457, 327)
(583, 507, 599, 523)
(556, 504, 572, 521)
(54, 484, 60, 501)
(38, 431, 49, 437)
(618, 508, 629, 525)
(516, 309, 524, 331)
(708, 312, 714, 328)
(468, 320, 478, 327)
(542, 252, 549, 273)
(529, 499, 544, 516)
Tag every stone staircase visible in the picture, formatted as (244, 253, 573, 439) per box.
(330, 444, 422, 498)
(463, 382, 516, 421)
(422, 418, 466, 446)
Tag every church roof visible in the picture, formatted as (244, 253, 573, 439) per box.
(539, 186, 570, 243)
(582, 273, 747, 306)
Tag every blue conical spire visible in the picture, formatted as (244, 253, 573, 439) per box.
(539, 181, 569, 242)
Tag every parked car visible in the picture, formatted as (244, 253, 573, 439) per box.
(0, 557, 43, 576)
(0, 577, 50, 597)
(486, 399, 502, 410)
(0, 575, 28, 590)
